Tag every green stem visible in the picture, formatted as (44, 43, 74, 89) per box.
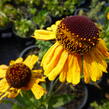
(46, 78, 59, 107)
(54, 83, 65, 94)
(48, 78, 59, 97)
(45, 103, 49, 109)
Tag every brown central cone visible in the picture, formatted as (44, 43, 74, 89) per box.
(56, 16, 99, 54)
(6, 63, 31, 88)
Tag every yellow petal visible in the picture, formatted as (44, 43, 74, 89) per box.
(0, 69, 7, 78)
(90, 61, 102, 81)
(32, 73, 45, 84)
(0, 65, 8, 78)
(32, 30, 56, 40)
(67, 55, 74, 83)
(0, 79, 9, 93)
(47, 20, 61, 32)
(10, 57, 23, 65)
(23, 74, 45, 90)
(0, 92, 9, 100)
(71, 56, 81, 85)
(0, 65, 8, 69)
(56, 20, 61, 26)
(97, 38, 109, 58)
(32, 69, 42, 73)
(41, 42, 59, 67)
(87, 53, 102, 82)
(59, 60, 68, 82)
(84, 55, 91, 83)
(23, 55, 38, 69)
(35, 78, 45, 84)
(8, 88, 20, 98)
(32, 20, 61, 40)
(31, 83, 46, 99)
(47, 24, 57, 31)
(9, 60, 15, 65)
(0, 79, 10, 100)
(92, 48, 107, 72)
(44, 45, 63, 75)
(48, 50, 68, 81)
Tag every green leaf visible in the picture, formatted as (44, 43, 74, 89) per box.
(36, 40, 52, 59)
(48, 94, 75, 108)
(1, 99, 14, 105)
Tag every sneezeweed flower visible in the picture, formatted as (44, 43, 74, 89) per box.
(33, 16, 109, 85)
(107, 12, 109, 20)
(0, 55, 46, 100)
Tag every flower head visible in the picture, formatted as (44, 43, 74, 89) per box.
(0, 55, 46, 100)
(56, 16, 99, 54)
(107, 12, 109, 20)
(33, 16, 109, 85)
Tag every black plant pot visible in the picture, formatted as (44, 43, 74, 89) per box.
(19, 45, 39, 58)
(57, 83, 88, 109)
(48, 82, 88, 109)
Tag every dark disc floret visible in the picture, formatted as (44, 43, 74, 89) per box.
(56, 16, 99, 54)
(6, 63, 31, 88)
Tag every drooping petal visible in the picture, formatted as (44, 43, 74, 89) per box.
(59, 59, 68, 82)
(66, 54, 81, 85)
(41, 42, 59, 67)
(86, 53, 103, 82)
(67, 55, 74, 83)
(71, 55, 81, 85)
(23, 55, 38, 70)
(48, 50, 68, 81)
(97, 38, 109, 58)
(31, 83, 46, 99)
(92, 48, 107, 72)
(84, 55, 91, 83)
(44, 45, 63, 75)
(32, 30, 56, 40)
(32, 20, 61, 41)
(90, 61, 102, 81)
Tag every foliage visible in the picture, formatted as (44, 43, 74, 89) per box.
(77, 0, 105, 22)
(14, 19, 35, 38)
(91, 100, 109, 109)
(0, 0, 78, 38)
(10, 81, 76, 109)
(36, 40, 52, 59)
(102, 6, 109, 48)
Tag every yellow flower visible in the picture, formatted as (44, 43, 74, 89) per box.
(0, 55, 46, 100)
(32, 16, 109, 85)
(107, 12, 109, 20)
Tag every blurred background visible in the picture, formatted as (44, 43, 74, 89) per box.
(0, 0, 109, 109)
